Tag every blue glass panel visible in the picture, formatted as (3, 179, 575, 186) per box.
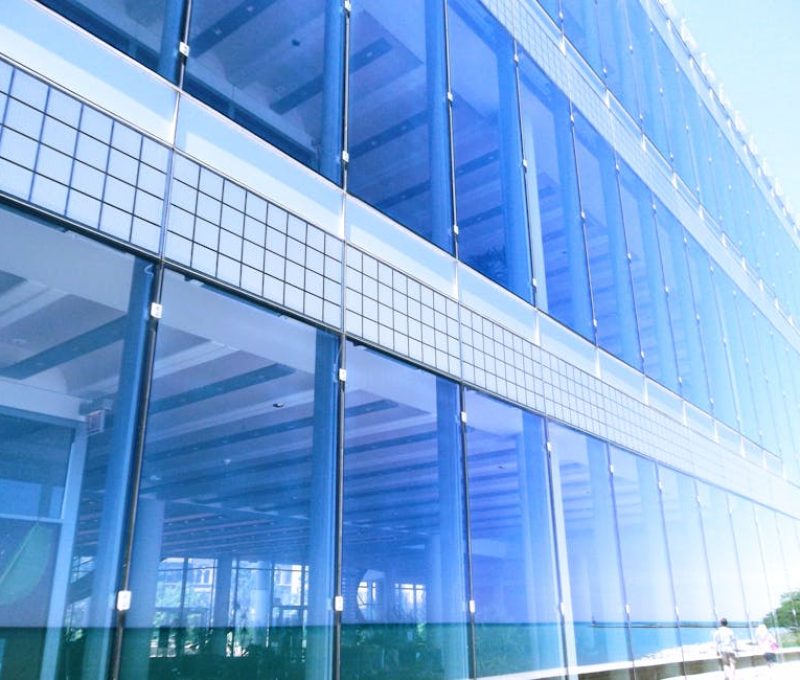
(534, 0, 560, 23)
(652, 34, 696, 189)
(767, 332, 800, 460)
(734, 300, 779, 453)
(550, 423, 630, 668)
(448, 0, 532, 299)
(121, 272, 338, 679)
(776, 513, 800, 615)
(561, 0, 602, 76)
(0, 204, 151, 680)
(684, 235, 737, 428)
(595, 0, 638, 117)
(184, 0, 345, 183)
(465, 391, 565, 678)
(518, 55, 594, 339)
(625, 1, 669, 156)
(653, 202, 710, 409)
(610, 448, 680, 673)
(347, 0, 453, 253)
(617, 163, 678, 390)
(697, 483, 747, 627)
(341, 345, 469, 679)
(38, 0, 184, 80)
(729, 497, 772, 626)
(573, 112, 640, 367)
(682, 89, 719, 220)
(711, 272, 760, 443)
(754, 506, 789, 633)
(659, 468, 716, 658)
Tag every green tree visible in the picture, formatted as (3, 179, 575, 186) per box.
(766, 590, 800, 644)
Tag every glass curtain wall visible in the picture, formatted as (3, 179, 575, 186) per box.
(609, 448, 681, 678)
(518, 54, 593, 339)
(448, 0, 532, 300)
(37, 0, 183, 80)
(572, 112, 639, 368)
(617, 162, 678, 391)
(0, 205, 152, 680)
(340, 344, 469, 680)
(347, 0, 453, 253)
(183, 0, 345, 183)
(464, 390, 564, 678)
(549, 422, 631, 674)
(658, 467, 716, 666)
(120, 272, 339, 680)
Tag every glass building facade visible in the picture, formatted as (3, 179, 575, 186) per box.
(0, 0, 799, 678)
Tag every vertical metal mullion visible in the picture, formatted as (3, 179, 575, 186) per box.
(542, 421, 578, 680)
(175, 0, 193, 91)
(653, 467, 688, 678)
(441, 0, 459, 259)
(108, 260, 165, 680)
(605, 449, 637, 680)
(457, 386, 478, 679)
(340, 0, 352, 193)
(331, 332, 347, 680)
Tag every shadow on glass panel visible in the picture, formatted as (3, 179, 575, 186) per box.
(37, 0, 182, 80)
(464, 390, 566, 679)
(347, 0, 453, 253)
(0, 205, 151, 679)
(120, 271, 338, 679)
(548, 423, 631, 676)
(340, 343, 470, 680)
(183, 0, 344, 183)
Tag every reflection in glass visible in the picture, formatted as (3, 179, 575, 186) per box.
(519, 55, 593, 338)
(550, 423, 630, 670)
(0, 205, 151, 680)
(610, 449, 681, 677)
(184, 0, 345, 183)
(121, 272, 338, 679)
(596, 0, 638, 117)
(754, 506, 788, 636)
(729, 497, 770, 631)
(465, 391, 565, 678)
(659, 468, 716, 664)
(684, 235, 737, 428)
(449, 0, 532, 299)
(617, 163, 678, 390)
(697, 484, 746, 628)
(573, 112, 639, 367)
(38, 0, 183, 80)
(341, 345, 469, 680)
(712, 272, 760, 444)
(347, 0, 453, 252)
(653, 202, 710, 409)
(625, 1, 669, 156)
(561, 0, 602, 76)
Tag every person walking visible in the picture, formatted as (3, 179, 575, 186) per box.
(713, 618, 737, 680)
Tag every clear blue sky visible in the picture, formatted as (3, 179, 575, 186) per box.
(669, 0, 800, 215)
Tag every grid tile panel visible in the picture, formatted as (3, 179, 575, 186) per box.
(344, 245, 461, 379)
(165, 153, 343, 329)
(0, 61, 167, 253)
(460, 306, 539, 411)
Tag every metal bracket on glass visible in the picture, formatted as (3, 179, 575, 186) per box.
(460, 411, 468, 424)
(546, 441, 552, 455)
(468, 599, 476, 614)
(178, 42, 190, 58)
(333, 595, 344, 612)
(116, 590, 132, 612)
(150, 302, 163, 320)
(609, 463, 615, 475)
(343, 0, 352, 13)
(447, 91, 454, 103)
(453, 223, 459, 236)
(338, 368, 347, 383)
(341, 150, 350, 164)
